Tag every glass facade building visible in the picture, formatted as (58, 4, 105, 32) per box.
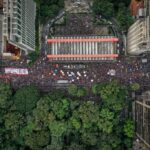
(2, 0, 36, 54)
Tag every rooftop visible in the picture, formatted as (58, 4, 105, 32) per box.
(0, 0, 3, 9)
(130, 0, 144, 16)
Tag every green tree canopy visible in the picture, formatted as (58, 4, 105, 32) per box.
(24, 130, 50, 149)
(92, 0, 114, 17)
(77, 87, 87, 97)
(123, 119, 135, 138)
(68, 84, 78, 96)
(50, 98, 70, 120)
(116, 3, 134, 30)
(98, 108, 115, 134)
(34, 0, 64, 23)
(0, 82, 12, 109)
(130, 83, 140, 91)
(0, 80, 134, 149)
(13, 86, 40, 114)
(77, 101, 99, 129)
(99, 81, 128, 111)
(4, 112, 24, 131)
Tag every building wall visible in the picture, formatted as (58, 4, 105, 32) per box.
(135, 91, 150, 148)
(2, 0, 36, 54)
(127, 20, 147, 55)
(127, 0, 150, 55)
(21, 0, 36, 51)
(0, 13, 3, 54)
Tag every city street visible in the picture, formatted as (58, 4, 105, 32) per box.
(0, 55, 149, 93)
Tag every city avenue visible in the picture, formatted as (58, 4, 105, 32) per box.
(0, 55, 149, 93)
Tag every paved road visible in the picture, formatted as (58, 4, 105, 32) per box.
(0, 55, 150, 92)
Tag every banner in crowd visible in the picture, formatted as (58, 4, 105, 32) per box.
(5, 68, 28, 75)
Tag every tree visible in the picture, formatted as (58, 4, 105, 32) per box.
(47, 90, 65, 101)
(69, 116, 81, 130)
(67, 142, 85, 150)
(99, 81, 128, 111)
(92, 83, 106, 95)
(0, 79, 134, 149)
(77, 87, 87, 97)
(38, 0, 64, 23)
(130, 83, 140, 91)
(124, 138, 133, 149)
(77, 101, 99, 129)
(0, 82, 12, 109)
(3, 111, 25, 147)
(116, 3, 134, 30)
(48, 121, 67, 149)
(32, 96, 53, 128)
(68, 84, 78, 96)
(92, 0, 114, 17)
(98, 108, 115, 134)
(50, 98, 70, 120)
(13, 86, 40, 114)
(28, 51, 39, 65)
(49, 121, 67, 137)
(96, 132, 122, 150)
(4, 112, 24, 131)
(81, 130, 98, 146)
(24, 130, 50, 149)
(123, 119, 135, 138)
(92, 83, 100, 94)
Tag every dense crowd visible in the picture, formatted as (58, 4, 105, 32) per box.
(0, 55, 150, 92)
(53, 14, 94, 36)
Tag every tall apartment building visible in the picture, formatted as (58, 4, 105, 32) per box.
(127, 0, 150, 55)
(135, 91, 150, 149)
(2, 0, 36, 56)
(0, 0, 3, 53)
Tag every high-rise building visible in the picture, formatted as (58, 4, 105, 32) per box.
(127, 0, 150, 55)
(2, 0, 36, 56)
(134, 91, 150, 149)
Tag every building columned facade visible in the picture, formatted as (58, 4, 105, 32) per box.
(47, 36, 118, 61)
(2, 0, 36, 55)
(127, 19, 148, 55)
(127, 0, 150, 55)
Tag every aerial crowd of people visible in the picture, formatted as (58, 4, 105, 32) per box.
(0, 54, 149, 93)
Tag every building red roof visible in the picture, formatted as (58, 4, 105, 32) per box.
(130, 0, 144, 16)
